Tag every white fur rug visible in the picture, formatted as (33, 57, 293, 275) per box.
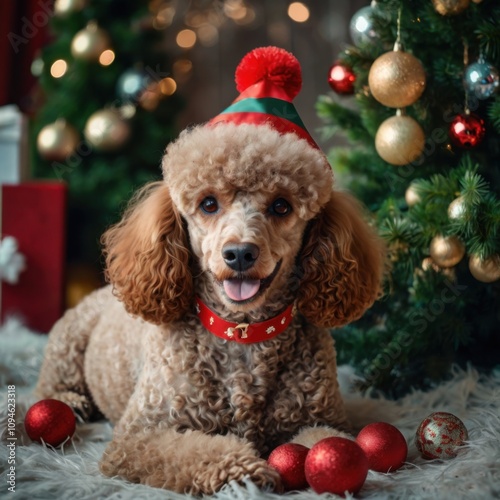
(0, 318, 499, 500)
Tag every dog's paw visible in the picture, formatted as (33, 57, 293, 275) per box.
(42, 391, 96, 422)
(189, 447, 282, 495)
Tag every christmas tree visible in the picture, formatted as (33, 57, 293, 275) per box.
(32, 0, 183, 266)
(318, 0, 500, 397)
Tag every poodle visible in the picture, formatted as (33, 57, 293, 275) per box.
(36, 48, 385, 495)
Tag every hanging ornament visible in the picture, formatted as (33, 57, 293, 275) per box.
(468, 254, 500, 282)
(305, 437, 369, 495)
(447, 195, 467, 220)
(54, 0, 87, 17)
(350, 2, 379, 47)
(375, 111, 425, 166)
(432, 0, 470, 16)
(37, 119, 80, 162)
(116, 68, 153, 102)
(267, 443, 309, 491)
(84, 108, 131, 151)
(368, 45, 426, 108)
(405, 184, 421, 206)
(415, 412, 468, 459)
(429, 235, 465, 268)
(327, 62, 356, 95)
(71, 21, 111, 61)
(24, 399, 76, 447)
(463, 59, 499, 100)
(449, 112, 485, 149)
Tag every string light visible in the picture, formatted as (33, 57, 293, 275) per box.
(50, 59, 68, 78)
(99, 49, 115, 66)
(288, 2, 310, 23)
(159, 77, 177, 95)
(176, 29, 197, 48)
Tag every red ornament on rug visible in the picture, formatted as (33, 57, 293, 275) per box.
(304, 437, 369, 496)
(24, 399, 76, 447)
(267, 443, 309, 491)
(449, 112, 485, 149)
(328, 62, 356, 95)
(356, 422, 408, 472)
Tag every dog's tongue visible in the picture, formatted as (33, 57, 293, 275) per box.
(223, 279, 260, 301)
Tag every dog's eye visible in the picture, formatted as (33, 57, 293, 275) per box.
(270, 198, 292, 217)
(200, 196, 219, 214)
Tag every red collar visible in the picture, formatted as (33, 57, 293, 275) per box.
(195, 297, 295, 344)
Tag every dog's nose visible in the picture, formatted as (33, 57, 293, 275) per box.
(222, 242, 260, 272)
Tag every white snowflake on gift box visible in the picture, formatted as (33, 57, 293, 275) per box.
(0, 236, 26, 284)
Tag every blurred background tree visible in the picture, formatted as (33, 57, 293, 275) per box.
(32, 0, 184, 269)
(318, 0, 500, 396)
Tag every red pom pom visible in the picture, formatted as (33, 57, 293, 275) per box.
(267, 443, 309, 491)
(356, 422, 408, 472)
(24, 399, 76, 447)
(305, 437, 369, 496)
(235, 46, 302, 99)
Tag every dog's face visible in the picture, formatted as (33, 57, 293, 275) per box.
(184, 187, 309, 311)
(163, 123, 333, 313)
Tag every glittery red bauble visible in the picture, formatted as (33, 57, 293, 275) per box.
(449, 113, 485, 149)
(267, 443, 309, 491)
(24, 399, 76, 447)
(356, 422, 408, 472)
(328, 62, 356, 95)
(304, 437, 368, 496)
(415, 411, 468, 459)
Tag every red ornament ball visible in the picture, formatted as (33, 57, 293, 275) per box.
(415, 411, 468, 460)
(304, 437, 368, 496)
(267, 443, 309, 491)
(24, 399, 76, 447)
(449, 112, 485, 149)
(356, 422, 408, 472)
(328, 62, 356, 95)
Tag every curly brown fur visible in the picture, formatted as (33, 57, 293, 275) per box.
(36, 123, 385, 495)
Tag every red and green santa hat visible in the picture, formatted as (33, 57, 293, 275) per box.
(210, 46, 320, 150)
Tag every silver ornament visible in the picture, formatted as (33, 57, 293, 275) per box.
(415, 412, 468, 459)
(350, 4, 378, 47)
(463, 59, 499, 100)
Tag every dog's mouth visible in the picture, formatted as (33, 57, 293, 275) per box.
(221, 260, 282, 303)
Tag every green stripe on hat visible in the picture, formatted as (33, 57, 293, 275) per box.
(219, 97, 307, 131)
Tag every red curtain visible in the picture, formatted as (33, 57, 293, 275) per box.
(0, 0, 53, 113)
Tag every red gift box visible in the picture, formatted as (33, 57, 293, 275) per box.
(1, 182, 67, 332)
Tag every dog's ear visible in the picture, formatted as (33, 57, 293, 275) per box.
(102, 181, 192, 325)
(296, 191, 385, 328)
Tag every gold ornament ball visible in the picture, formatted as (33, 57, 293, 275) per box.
(375, 115, 425, 166)
(429, 235, 465, 268)
(37, 120, 80, 162)
(368, 50, 426, 108)
(84, 109, 131, 151)
(71, 22, 111, 61)
(54, 0, 87, 16)
(448, 196, 467, 220)
(405, 184, 421, 206)
(468, 255, 500, 283)
(432, 0, 470, 16)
